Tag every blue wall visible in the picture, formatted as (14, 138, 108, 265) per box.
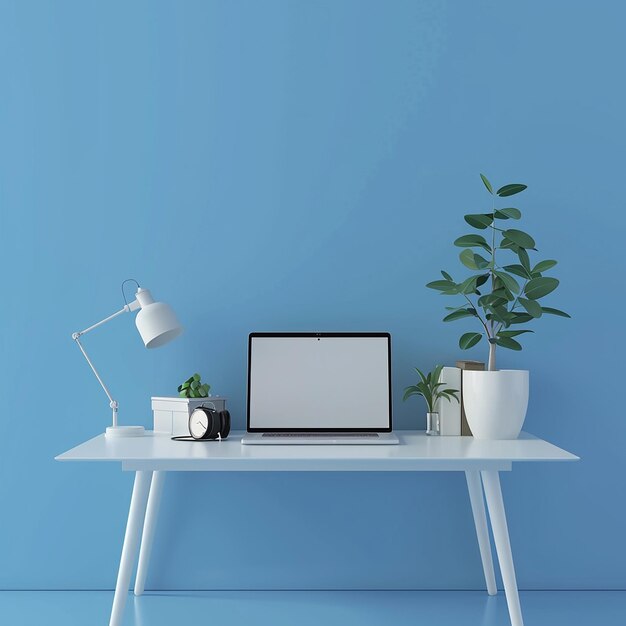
(0, 0, 624, 590)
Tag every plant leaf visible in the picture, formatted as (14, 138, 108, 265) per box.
(517, 247, 531, 272)
(532, 260, 557, 274)
(519, 297, 542, 318)
(495, 336, 523, 350)
(494, 270, 520, 294)
(499, 238, 518, 251)
(541, 306, 571, 318)
(458, 275, 479, 294)
(426, 280, 456, 291)
(480, 173, 493, 194)
(498, 329, 534, 338)
(502, 264, 532, 279)
(441, 270, 453, 281)
(459, 249, 479, 270)
(498, 207, 521, 219)
(413, 367, 428, 385)
(443, 308, 476, 322)
(454, 234, 491, 252)
(459, 332, 482, 349)
(476, 273, 490, 288)
(497, 184, 527, 197)
(464, 213, 493, 229)
(504, 229, 536, 249)
(509, 312, 533, 324)
(403, 385, 421, 402)
(524, 277, 559, 300)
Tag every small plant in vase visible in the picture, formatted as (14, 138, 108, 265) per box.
(403, 365, 460, 436)
(178, 373, 210, 399)
(426, 174, 570, 439)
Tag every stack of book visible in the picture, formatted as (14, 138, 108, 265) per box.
(434, 361, 485, 436)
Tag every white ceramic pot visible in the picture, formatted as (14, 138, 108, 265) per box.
(463, 370, 529, 440)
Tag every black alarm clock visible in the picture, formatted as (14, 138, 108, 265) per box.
(172, 405, 231, 442)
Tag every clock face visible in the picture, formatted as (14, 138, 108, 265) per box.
(189, 409, 209, 439)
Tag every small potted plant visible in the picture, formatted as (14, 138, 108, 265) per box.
(178, 373, 210, 398)
(152, 373, 227, 436)
(403, 365, 460, 435)
(426, 174, 569, 439)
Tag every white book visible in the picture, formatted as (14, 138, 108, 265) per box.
(435, 367, 462, 436)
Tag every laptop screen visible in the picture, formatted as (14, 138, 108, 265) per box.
(247, 333, 392, 432)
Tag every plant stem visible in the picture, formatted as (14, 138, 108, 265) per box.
(488, 341, 496, 371)
(489, 197, 497, 368)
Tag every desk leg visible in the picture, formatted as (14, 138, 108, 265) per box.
(481, 470, 524, 626)
(465, 470, 497, 595)
(109, 471, 152, 626)
(134, 470, 166, 596)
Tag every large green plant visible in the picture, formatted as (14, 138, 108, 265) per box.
(426, 174, 570, 371)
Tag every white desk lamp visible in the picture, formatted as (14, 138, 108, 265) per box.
(72, 281, 183, 438)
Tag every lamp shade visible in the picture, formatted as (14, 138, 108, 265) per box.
(134, 288, 183, 348)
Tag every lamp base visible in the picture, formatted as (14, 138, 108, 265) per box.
(105, 425, 146, 438)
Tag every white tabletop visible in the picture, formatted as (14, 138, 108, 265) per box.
(55, 431, 578, 472)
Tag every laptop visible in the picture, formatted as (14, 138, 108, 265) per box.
(241, 332, 399, 445)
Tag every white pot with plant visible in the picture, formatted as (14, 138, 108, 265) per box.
(403, 365, 460, 436)
(426, 174, 570, 439)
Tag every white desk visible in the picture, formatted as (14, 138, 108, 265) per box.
(56, 430, 577, 626)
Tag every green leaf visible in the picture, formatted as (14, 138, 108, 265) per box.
(480, 173, 493, 194)
(403, 385, 421, 402)
(193, 373, 201, 381)
(464, 213, 493, 229)
(426, 280, 456, 291)
(493, 287, 515, 302)
(459, 275, 479, 294)
(413, 367, 429, 385)
(459, 249, 489, 270)
(518, 247, 531, 272)
(454, 234, 491, 252)
(475, 273, 490, 288)
(542, 307, 571, 318)
(459, 249, 479, 269)
(498, 329, 534, 338)
(525, 277, 559, 300)
(532, 259, 557, 274)
(459, 332, 482, 349)
(495, 336, 523, 350)
(499, 238, 518, 251)
(494, 270, 520, 294)
(486, 306, 510, 325)
(519, 297, 542, 318)
(502, 264, 532, 279)
(443, 308, 476, 322)
(509, 312, 533, 324)
(497, 183, 527, 197)
(504, 229, 536, 249)
(441, 270, 453, 281)
(498, 207, 522, 219)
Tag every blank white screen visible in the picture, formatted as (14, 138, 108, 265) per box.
(248, 335, 390, 430)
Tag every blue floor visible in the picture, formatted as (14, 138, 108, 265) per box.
(0, 591, 624, 626)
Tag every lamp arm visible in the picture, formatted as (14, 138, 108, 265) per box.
(71, 300, 140, 428)
(73, 301, 139, 337)
(72, 335, 119, 426)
